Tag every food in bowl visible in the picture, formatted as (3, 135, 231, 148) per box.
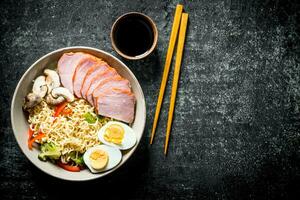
(83, 145, 122, 173)
(98, 121, 137, 150)
(23, 52, 137, 173)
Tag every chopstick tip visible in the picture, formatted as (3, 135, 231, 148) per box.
(164, 149, 168, 156)
(164, 144, 168, 155)
(149, 129, 156, 144)
(149, 137, 153, 145)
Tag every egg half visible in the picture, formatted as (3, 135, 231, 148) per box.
(83, 145, 122, 173)
(98, 121, 137, 150)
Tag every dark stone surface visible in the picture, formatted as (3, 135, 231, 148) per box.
(1, 0, 300, 199)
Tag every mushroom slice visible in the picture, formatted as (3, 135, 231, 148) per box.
(45, 94, 65, 105)
(24, 93, 42, 109)
(32, 76, 47, 97)
(51, 87, 75, 102)
(44, 69, 60, 92)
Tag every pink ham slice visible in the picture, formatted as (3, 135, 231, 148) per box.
(57, 52, 136, 123)
(92, 76, 131, 107)
(73, 57, 100, 97)
(57, 52, 91, 94)
(80, 63, 110, 99)
(95, 88, 135, 123)
(85, 68, 118, 106)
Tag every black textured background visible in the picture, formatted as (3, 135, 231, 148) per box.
(1, 0, 300, 199)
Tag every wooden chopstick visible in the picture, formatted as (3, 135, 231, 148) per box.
(150, 4, 183, 144)
(164, 13, 189, 155)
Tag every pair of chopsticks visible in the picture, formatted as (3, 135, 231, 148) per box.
(150, 4, 188, 155)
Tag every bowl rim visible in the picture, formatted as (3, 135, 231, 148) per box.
(10, 46, 146, 181)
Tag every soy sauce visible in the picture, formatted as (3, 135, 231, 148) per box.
(113, 14, 154, 57)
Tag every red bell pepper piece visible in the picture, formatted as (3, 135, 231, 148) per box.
(53, 101, 68, 117)
(57, 162, 81, 172)
(28, 132, 45, 150)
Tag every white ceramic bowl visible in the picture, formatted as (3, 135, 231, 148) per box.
(11, 46, 146, 181)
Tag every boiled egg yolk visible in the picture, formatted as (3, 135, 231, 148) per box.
(104, 124, 124, 145)
(89, 149, 108, 170)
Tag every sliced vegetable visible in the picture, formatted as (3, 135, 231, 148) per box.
(28, 132, 45, 150)
(57, 162, 81, 172)
(53, 101, 68, 117)
(69, 152, 84, 166)
(38, 142, 62, 161)
(28, 127, 34, 139)
(27, 127, 35, 149)
(84, 112, 97, 124)
(61, 107, 72, 116)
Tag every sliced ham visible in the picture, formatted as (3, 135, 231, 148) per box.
(57, 52, 91, 94)
(95, 88, 135, 123)
(92, 76, 131, 107)
(85, 68, 118, 106)
(73, 57, 100, 97)
(57, 52, 136, 123)
(80, 63, 110, 99)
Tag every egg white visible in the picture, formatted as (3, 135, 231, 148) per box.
(83, 145, 122, 173)
(98, 121, 137, 150)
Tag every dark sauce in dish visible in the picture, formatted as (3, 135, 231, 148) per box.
(113, 15, 154, 57)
